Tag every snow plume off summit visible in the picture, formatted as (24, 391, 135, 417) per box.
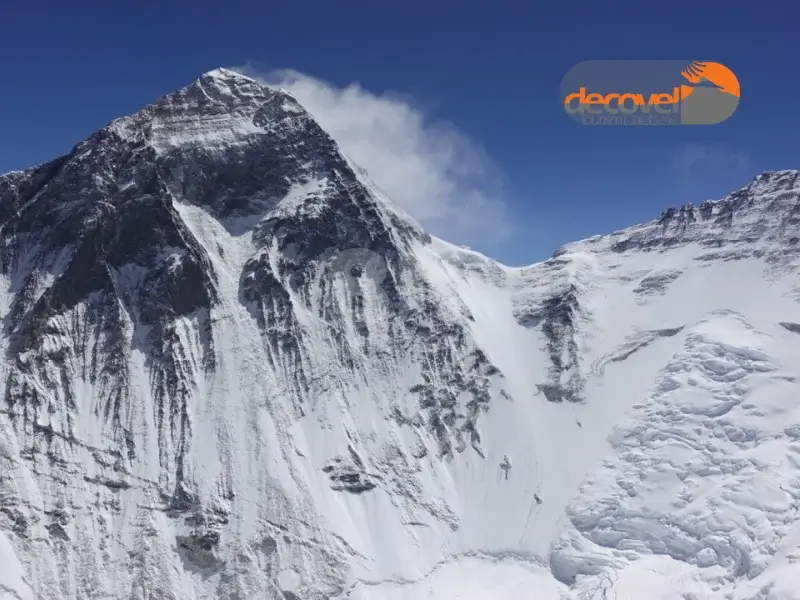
(2, 68, 800, 599)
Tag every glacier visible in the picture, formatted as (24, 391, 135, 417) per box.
(1, 67, 800, 599)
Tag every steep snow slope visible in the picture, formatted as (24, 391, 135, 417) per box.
(1, 69, 799, 599)
(0, 531, 34, 600)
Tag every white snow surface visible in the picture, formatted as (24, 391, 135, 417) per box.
(1, 69, 800, 599)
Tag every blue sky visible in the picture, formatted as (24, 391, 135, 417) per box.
(0, 2, 797, 264)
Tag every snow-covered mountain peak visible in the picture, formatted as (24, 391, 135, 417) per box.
(203, 66, 259, 84)
(2, 70, 800, 600)
(0, 68, 502, 599)
(104, 67, 308, 156)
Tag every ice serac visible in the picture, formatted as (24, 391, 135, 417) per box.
(1, 67, 800, 599)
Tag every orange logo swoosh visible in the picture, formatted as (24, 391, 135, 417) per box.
(680, 61, 740, 99)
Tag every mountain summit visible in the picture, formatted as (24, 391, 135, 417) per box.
(2, 70, 800, 600)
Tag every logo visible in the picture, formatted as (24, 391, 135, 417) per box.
(561, 60, 740, 126)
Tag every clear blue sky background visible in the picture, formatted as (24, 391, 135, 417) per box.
(0, 2, 797, 264)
